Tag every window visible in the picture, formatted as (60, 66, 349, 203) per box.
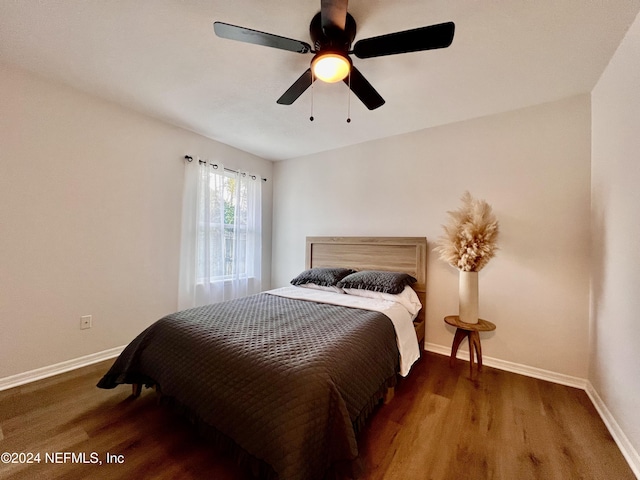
(179, 160, 262, 308)
(197, 170, 256, 282)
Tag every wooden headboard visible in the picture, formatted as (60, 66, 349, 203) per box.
(305, 236, 427, 342)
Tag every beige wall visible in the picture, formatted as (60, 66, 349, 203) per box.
(591, 11, 640, 459)
(0, 64, 272, 378)
(272, 95, 592, 378)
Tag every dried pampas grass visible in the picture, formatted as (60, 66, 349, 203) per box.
(434, 191, 499, 272)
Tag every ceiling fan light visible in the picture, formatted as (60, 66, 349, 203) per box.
(311, 53, 350, 83)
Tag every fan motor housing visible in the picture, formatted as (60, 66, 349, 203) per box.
(310, 12, 356, 53)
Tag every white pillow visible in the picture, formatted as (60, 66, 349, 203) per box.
(343, 285, 422, 316)
(299, 283, 344, 294)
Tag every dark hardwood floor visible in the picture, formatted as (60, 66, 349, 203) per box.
(0, 352, 634, 479)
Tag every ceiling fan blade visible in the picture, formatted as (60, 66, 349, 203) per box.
(214, 22, 311, 54)
(353, 21, 455, 59)
(277, 69, 315, 105)
(344, 66, 385, 110)
(320, 0, 348, 31)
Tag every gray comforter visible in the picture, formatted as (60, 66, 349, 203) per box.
(97, 292, 400, 480)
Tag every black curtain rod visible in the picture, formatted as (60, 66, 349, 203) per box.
(184, 155, 267, 182)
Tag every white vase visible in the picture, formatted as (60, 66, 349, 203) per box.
(459, 270, 479, 324)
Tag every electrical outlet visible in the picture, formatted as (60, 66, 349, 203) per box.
(80, 315, 92, 330)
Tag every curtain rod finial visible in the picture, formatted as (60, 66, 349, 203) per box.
(184, 155, 193, 162)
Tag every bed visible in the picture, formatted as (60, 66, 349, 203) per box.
(97, 236, 427, 480)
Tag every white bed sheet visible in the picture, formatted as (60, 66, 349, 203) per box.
(266, 286, 420, 376)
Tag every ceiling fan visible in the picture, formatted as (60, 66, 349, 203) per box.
(213, 0, 454, 111)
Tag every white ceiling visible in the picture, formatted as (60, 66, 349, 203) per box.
(1, 1, 639, 161)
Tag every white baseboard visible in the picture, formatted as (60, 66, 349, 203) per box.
(424, 342, 587, 388)
(424, 342, 639, 478)
(0, 345, 125, 392)
(585, 382, 640, 479)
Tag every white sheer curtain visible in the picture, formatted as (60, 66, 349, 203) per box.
(178, 159, 262, 310)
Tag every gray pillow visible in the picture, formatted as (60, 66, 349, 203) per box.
(290, 267, 356, 287)
(336, 270, 417, 295)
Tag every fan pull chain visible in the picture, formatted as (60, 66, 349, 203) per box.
(346, 70, 351, 123)
(310, 70, 315, 122)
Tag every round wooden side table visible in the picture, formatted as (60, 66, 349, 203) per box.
(444, 315, 496, 376)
